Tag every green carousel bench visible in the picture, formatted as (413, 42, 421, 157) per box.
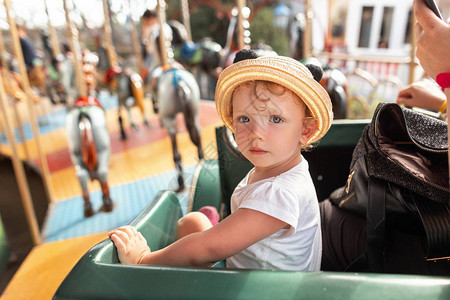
(54, 121, 450, 299)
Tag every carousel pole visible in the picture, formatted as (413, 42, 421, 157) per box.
(236, 0, 245, 49)
(102, 0, 119, 68)
(180, 0, 192, 42)
(156, 0, 169, 68)
(0, 28, 30, 160)
(63, 0, 87, 98)
(44, 0, 61, 58)
(4, 0, 53, 203)
(408, 10, 417, 85)
(303, 0, 313, 58)
(128, 0, 143, 70)
(0, 73, 41, 245)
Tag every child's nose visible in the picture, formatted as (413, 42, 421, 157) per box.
(248, 120, 266, 140)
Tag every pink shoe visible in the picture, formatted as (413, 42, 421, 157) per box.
(198, 206, 219, 226)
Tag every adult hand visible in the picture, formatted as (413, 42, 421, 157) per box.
(414, 0, 450, 79)
(108, 226, 151, 265)
(396, 80, 446, 111)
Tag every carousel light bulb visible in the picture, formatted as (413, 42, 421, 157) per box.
(241, 6, 250, 19)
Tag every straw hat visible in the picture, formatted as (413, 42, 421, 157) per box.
(215, 54, 333, 144)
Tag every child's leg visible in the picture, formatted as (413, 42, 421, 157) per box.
(176, 212, 213, 240)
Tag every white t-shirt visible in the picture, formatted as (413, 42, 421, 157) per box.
(226, 157, 322, 271)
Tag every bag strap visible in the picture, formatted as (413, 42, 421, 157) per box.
(366, 177, 386, 272)
(406, 191, 450, 261)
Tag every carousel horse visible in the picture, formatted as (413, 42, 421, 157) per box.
(167, 20, 223, 99)
(299, 58, 348, 119)
(176, 38, 224, 80)
(168, 20, 224, 79)
(96, 44, 149, 140)
(170, 18, 276, 100)
(142, 24, 204, 192)
(63, 52, 114, 217)
(320, 65, 348, 119)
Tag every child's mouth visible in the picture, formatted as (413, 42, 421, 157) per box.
(249, 147, 267, 155)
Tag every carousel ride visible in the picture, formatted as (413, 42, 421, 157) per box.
(0, 0, 448, 299)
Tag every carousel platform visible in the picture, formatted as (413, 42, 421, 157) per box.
(0, 93, 222, 299)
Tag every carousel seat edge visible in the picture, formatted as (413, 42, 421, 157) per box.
(54, 190, 183, 299)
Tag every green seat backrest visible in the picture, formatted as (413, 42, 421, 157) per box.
(189, 159, 223, 213)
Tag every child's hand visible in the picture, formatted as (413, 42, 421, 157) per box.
(108, 226, 151, 265)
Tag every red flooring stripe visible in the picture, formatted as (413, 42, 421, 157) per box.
(35, 102, 221, 173)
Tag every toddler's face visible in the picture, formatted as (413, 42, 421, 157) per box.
(232, 83, 314, 173)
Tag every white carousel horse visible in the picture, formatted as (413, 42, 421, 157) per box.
(62, 53, 114, 217)
(142, 23, 204, 192)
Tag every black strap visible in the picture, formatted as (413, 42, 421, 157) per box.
(366, 177, 386, 272)
(407, 191, 450, 260)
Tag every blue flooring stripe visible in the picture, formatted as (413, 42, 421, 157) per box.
(42, 165, 195, 242)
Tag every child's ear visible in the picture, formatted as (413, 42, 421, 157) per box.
(300, 119, 318, 145)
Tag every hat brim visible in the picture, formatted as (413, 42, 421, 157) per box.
(215, 56, 333, 145)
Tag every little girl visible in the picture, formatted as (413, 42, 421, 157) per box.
(109, 50, 333, 271)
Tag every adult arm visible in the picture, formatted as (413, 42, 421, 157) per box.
(396, 80, 446, 111)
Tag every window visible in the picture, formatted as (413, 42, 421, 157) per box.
(358, 6, 374, 48)
(404, 9, 412, 44)
(378, 7, 394, 48)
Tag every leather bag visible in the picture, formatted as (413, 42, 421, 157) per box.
(329, 103, 449, 271)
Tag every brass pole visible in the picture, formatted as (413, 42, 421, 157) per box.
(12, 100, 29, 158)
(63, 0, 87, 98)
(181, 0, 192, 42)
(304, 0, 313, 58)
(4, 0, 52, 203)
(156, 0, 169, 67)
(44, 0, 61, 57)
(128, 0, 143, 70)
(0, 72, 41, 245)
(236, 0, 245, 49)
(409, 10, 417, 84)
(102, 0, 118, 68)
(0, 28, 30, 160)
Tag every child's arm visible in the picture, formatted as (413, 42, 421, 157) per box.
(109, 208, 288, 267)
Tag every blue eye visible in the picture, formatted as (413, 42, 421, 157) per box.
(270, 116, 283, 123)
(238, 116, 250, 123)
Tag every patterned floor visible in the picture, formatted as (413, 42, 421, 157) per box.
(1, 91, 221, 243)
(42, 166, 195, 242)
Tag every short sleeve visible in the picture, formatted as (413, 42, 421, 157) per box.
(238, 182, 302, 238)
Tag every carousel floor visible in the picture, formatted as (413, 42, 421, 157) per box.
(0, 92, 222, 299)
